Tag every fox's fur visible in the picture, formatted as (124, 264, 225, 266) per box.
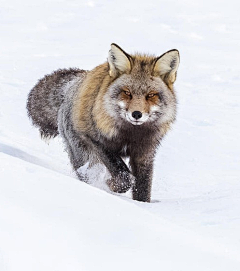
(27, 44, 180, 202)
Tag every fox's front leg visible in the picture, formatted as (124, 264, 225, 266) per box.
(88, 137, 134, 193)
(130, 153, 154, 202)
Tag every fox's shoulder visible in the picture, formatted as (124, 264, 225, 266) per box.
(72, 62, 116, 136)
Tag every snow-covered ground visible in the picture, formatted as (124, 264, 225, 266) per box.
(1, 0, 240, 270)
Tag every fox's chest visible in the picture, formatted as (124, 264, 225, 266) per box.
(102, 126, 158, 157)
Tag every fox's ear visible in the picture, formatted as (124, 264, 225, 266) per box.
(108, 43, 132, 77)
(153, 49, 180, 90)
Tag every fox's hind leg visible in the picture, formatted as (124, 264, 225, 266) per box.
(63, 135, 90, 182)
(58, 106, 90, 181)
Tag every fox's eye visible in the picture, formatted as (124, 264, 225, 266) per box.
(122, 88, 131, 96)
(147, 93, 156, 99)
(124, 91, 131, 96)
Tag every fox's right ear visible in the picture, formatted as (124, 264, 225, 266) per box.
(108, 43, 132, 77)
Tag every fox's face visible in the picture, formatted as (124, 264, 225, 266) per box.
(118, 85, 160, 126)
(106, 74, 176, 126)
(104, 44, 179, 127)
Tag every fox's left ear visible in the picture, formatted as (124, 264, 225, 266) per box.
(153, 49, 180, 90)
(108, 43, 132, 77)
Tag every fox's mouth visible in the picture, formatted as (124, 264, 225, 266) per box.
(130, 120, 144, 125)
(125, 113, 145, 125)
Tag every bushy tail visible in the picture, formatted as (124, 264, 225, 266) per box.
(27, 68, 85, 139)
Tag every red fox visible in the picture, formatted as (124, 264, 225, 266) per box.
(27, 43, 180, 202)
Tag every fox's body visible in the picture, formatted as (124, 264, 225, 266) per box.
(27, 44, 180, 202)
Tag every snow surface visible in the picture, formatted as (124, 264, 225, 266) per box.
(1, 0, 240, 270)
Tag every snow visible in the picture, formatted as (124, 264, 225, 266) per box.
(1, 154, 240, 271)
(1, 0, 240, 270)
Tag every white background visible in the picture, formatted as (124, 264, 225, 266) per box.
(0, 0, 240, 270)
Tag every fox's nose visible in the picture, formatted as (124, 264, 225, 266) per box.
(132, 111, 142, 120)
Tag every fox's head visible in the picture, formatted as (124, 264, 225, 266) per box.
(104, 43, 180, 127)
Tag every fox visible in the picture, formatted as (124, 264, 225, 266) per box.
(27, 43, 180, 202)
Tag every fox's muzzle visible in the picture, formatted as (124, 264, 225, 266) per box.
(132, 111, 142, 120)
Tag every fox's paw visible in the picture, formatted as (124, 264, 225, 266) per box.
(106, 172, 135, 193)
